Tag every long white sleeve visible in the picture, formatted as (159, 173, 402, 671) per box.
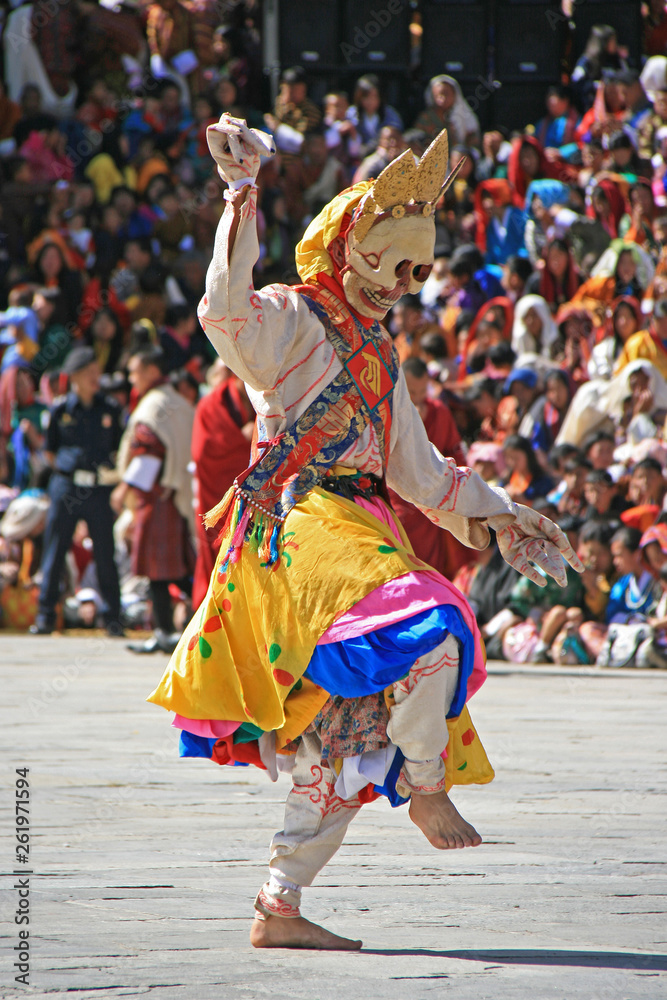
(198, 196, 518, 546)
(387, 370, 516, 548)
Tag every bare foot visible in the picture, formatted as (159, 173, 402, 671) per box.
(409, 789, 483, 850)
(250, 913, 362, 951)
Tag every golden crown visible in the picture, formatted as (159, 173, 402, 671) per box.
(350, 129, 465, 243)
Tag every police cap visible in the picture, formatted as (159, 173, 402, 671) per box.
(62, 346, 97, 375)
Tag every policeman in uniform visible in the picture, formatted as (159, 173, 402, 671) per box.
(30, 347, 124, 635)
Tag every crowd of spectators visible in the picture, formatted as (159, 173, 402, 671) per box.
(3, 0, 667, 666)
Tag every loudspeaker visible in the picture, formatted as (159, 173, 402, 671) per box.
(341, 0, 412, 68)
(495, 3, 563, 82)
(492, 80, 551, 132)
(570, 1, 642, 69)
(421, 3, 488, 81)
(278, 0, 341, 68)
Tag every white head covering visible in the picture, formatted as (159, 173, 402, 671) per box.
(0, 493, 50, 541)
(591, 240, 656, 291)
(641, 56, 667, 103)
(556, 359, 667, 447)
(425, 75, 480, 146)
(511, 295, 560, 358)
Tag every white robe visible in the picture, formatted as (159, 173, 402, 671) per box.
(197, 186, 519, 549)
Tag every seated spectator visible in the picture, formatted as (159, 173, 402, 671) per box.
(86, 308, 126, 374)
(583, 469, 630, 521)
(345, 74, 402, 157)
(452, 530, 521, 659)
(465, 378, 503, 443)
(265, 66, 322, 159)
(528, 371, 573, 460)
(414, 75, 480, 147)
(588, 296, 642, 380)
(77, 79, 118, 136)
(153, 187, 194, 263)
(628, 457, 666, 508)
(574, 72, 629, 144)
(110, 187, 154, 243)
(639, 521, 667, 576)
(639, 80, 667, 164)
(548, 520, 618, 663)
(504, 532, 585, 663)
(111, 237, 156, 304)
(616, 297, 667, 379)
(457, 314, 506, 377)
(558, 359, 667, 448)
(606, 131, 645, 180)
(18, 118, 73, 184)
(523, 180, 571, 266)
(502, 434, 554, 504)
(0, 491, 49, 630)
(446, 246, 488, 317)
(582, 430, 616, 470)
(574, 240, 654, 317)
(503, 368, 542, 441)
(159, 302, 206, 372)
(571, 24, 627, 113)
(29, 241, 84, 328)
(535, 84, 580, 150)
(579, 519, 617, 615)
(390, 294, 442, 363)
(530, 238, 581, 315)
(466, 441, 505, 486)
(621, 180, 659, 251)
(32, 288, 72, 372)
(507, 135, 569, 209)
(353, 126, 406, 184)
(284, 130, 347, 230)
(473, 180, 526, 265)
(323, 91, 361, 176)
(558, 454, 592, 517)
(0, 365, 47, 489)
(511, 295, 559, 357)
(607, 526, 660, 622)
(555, 305, 595, 387)
(501, 254, 534, 303)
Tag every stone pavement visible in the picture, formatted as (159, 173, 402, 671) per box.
(1, 635, 666, 1000)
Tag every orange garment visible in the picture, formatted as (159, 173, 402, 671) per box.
(571, 275, 616, 307)
(615, 328, 667, 380)
(135, 156, 171, 196)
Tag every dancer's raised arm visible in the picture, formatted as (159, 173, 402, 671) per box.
(198, 116, 324, 396)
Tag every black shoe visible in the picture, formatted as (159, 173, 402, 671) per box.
(29, 621, 54, 635)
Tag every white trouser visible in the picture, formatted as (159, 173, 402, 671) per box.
(255, 634, 460, 918)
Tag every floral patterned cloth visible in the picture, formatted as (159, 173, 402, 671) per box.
(307, 692, 390, 760)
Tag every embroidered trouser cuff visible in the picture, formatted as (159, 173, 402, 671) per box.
(255, 875, 302, 919)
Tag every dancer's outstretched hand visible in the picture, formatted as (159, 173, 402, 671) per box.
(493, 504, 584, 588)
(207, 114, 275, 185)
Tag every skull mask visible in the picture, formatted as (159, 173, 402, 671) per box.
(329, 214, 435, 322)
